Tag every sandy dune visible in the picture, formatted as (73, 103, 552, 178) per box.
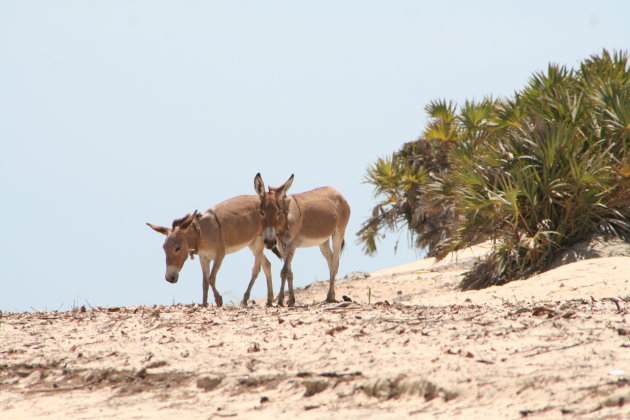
(1, 245, 629, 419)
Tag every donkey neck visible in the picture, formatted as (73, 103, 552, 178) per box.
(277, 195, 299, 237)
(193, 210, 223, 256)
(183, 217, 202, 258)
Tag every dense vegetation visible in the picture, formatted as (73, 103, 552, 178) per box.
(358, 50, 630, 289)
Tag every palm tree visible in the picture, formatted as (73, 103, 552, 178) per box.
(359, 49, 630, 290)
(358, 98, 500, 256)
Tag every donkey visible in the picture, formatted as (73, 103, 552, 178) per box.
(147, 195, 277, 307)
(254, 173, 351, 306)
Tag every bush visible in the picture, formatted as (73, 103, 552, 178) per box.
(359, 49, 630, 289)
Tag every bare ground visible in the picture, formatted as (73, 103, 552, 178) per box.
(1, 245, 629, 419)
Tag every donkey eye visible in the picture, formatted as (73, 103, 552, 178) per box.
(175, 246, 182, 253)
(259, 209, 265, 216)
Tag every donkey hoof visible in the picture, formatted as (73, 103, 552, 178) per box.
(215, 296, 223, 307)
(287, 299, 296, 307)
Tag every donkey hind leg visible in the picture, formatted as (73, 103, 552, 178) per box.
(319, 240, 338, 303)
(242, 244, 263, 307)
(328, 231, 345, 303)
(208, 254, 225, 307)
(200, 256, 212, 306)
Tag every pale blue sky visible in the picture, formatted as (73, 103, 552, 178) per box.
(1, 1, 628, 312)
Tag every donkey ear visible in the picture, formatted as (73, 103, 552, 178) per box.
(147, 223, 170, 236)
(277, 174, 294, 199)
(179, 211, 197, 230)
(254, 173, 266, 198)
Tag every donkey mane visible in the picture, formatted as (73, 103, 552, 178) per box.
(172, 213, 194, 229)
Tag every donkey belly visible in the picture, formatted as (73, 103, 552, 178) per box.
(198, 249, 218, 260)
(198, 240, 253, 259)
(297, 235, 329, 248)
(225, 240, 253, 255)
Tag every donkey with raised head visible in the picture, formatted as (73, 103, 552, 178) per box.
(147, 195, 277, 307)
(254, 173, 351, 306)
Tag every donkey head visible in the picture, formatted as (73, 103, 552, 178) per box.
(254, 173, 294, 249)
(147, 211, 198, 284)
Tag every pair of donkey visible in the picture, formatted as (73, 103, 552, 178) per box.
(147, 174, 351, 307)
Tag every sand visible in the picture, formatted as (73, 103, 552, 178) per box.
(1, 244, 629, 419)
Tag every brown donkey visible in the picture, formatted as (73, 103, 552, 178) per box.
(254, 174, 351, 306)
(147, 195, 276, 307)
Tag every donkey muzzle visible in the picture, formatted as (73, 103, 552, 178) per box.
(165, 266, 179, 284)
(262, 228, 277, 249)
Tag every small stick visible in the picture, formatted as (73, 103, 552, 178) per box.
(84, 299, 96, 311)
(523, 340, 594, 358)
(606, 297, 621, 312)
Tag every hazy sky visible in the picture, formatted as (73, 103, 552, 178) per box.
(1, 1, 629, 312)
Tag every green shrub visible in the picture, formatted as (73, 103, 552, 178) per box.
(359, 49, 630, 289)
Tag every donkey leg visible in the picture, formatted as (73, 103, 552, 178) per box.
(327, 232, 345, 303)
(277, 256, 288, 307)
(243, 244, 263, 307)
(274, 242, 286, 306)
(208, 254, 225, 307)
(319, 240, 338, 303)
(281, 265, 295, 307)
(261, 254, 274, 307)
(281, 248, 296, 307)
(277, 280, 286, 306)
(200, 256, 211, 306)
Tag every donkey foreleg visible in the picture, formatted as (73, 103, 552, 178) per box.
(208, 254, 225, 307)
(277, 277, 286, 306)
(242, 250, 262, 307)
(261, 254, 273, 306)
(280, 247, 296, 307)
(200, 256, 211, 306)
(280, 265, 295, 307)
(243, 242, 274, 307)
(282, 250, 295, 306)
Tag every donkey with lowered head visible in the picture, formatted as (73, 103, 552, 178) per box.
(147, 195, 277, 307)
(254, 173, 350, 306)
